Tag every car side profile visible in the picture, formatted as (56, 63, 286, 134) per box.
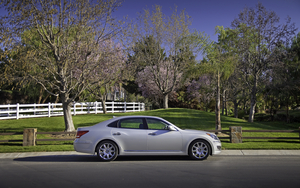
(74, 116, 222, 161)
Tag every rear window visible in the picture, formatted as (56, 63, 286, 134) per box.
(107, 120, 118, 128)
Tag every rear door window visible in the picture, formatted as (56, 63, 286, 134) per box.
(118, 118, 145, 129)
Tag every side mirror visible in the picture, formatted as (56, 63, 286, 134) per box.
(167, 125, 176, 131)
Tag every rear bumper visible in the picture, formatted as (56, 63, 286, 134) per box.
(73, 139, 95, 154)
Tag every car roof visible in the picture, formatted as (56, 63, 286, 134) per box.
(100, 115, 169, 125)
(112, 115, 163, 120)
(114, 115, 161, 119)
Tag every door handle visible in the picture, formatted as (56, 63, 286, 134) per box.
(148, 133, 156, 135)
(113, 132, 121, 135)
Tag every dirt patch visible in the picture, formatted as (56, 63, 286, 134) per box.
(50, 134, 76, 139)
(216, 133, 230, 137)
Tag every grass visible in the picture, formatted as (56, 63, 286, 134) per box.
(0, 108, 299, 153)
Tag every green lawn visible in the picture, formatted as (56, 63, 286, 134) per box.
(0, 108, 299, 153)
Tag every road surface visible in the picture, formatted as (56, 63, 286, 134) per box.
(0, 155, 299, 188)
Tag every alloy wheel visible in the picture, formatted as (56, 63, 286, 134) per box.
(190, 141, 209, 160)
(98, 142, 117, 161)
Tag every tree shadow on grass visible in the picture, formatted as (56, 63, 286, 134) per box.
(267, 140, 300, 144)
(0, 142, 23, 146)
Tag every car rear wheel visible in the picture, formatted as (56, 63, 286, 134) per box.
(188, 140, 210, 160)
(96, 141, 118, 161)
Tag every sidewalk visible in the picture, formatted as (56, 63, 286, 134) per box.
(1, 150, 300, 159)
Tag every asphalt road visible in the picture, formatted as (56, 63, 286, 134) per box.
(0, 155, 299, 188)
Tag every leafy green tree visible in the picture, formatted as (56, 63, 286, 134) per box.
(202, 26, 237, 131)
(231, 2, 297, 122)
(266, 32, 300, 122)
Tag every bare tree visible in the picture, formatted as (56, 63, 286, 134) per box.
(87, 40, 126, 114)
(0, 0, 124, 131)
(127, 5, 204, 109)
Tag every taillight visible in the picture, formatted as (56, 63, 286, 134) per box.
(76, 130, 89, 138)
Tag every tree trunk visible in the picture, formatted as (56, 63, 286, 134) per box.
(225, 101, 228, 116)
(233, 99, 239, 118)
(222, 90, 226, 115)
(99, 84, 110, 114)
(163, 94, 168, 109)
(270, 102, 274, 121)
(55, 94, 59, 103)
(61, 94, 75, 132)
(242, 90, 247, 115)
(249, 37, 259, 123)
(243, 100, 247, 115)
(38, 86, 43, 104)
(101, 100, 107, 114)
(248, 79, 257, 123)
(286, 97, 290, 123)
(42, 92, 52, 104)
(215, 72, 221, 131)
(100, 92, 107, 114)
(119, 84, 122, 100)
(225, 91, 228, 116)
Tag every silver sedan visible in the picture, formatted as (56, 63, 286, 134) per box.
(74, 116, 222, 161)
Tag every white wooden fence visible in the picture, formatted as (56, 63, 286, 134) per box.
(0, 101, 145, 120)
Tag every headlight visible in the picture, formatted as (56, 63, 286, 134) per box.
(206, 133, 219, 140)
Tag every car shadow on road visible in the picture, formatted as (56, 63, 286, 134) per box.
(13, 155, 194, 162)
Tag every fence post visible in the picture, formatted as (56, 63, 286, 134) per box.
(230, 126, 242, 143)
(7, 104, 10, 116)
(16, 103, 19, 120)
(73, 102, 76, 116)
(124, 102, 126, 112)
(34, 103, 36, 115)
(48, 102, 51, 117)
(23, 128, 37, 146)
(95, 101, 97, 114)
(138, 102, 140, 111)
(112, 101, 114, 113)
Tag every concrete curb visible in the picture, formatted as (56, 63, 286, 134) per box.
(0, 151, 92, 159)
(1, 150, 300, 159)
(219, 150, 300, 156)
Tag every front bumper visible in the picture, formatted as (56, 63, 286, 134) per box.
(212, 141, 222, 155)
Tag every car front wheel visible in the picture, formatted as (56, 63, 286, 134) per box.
(96, 141, 118, 161)
(188, 140, 210, 160)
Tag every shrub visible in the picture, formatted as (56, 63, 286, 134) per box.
(254, 113, 272, 121)
(238, 110, 246, 119)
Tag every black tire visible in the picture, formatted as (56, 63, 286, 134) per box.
(96, 141, 118, 162)
(188, 139, 210, 160)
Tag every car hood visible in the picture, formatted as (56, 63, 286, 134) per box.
(180, 129, 208, 134)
